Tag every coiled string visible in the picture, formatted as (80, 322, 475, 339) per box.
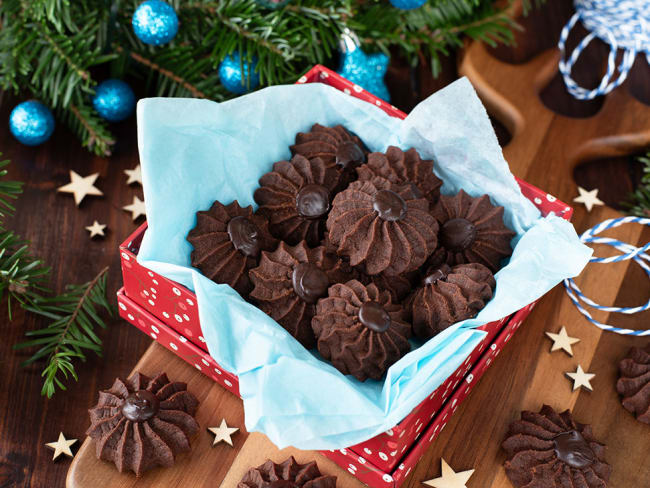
(558, 0, 650, 99)
(564, 216, 650, 336)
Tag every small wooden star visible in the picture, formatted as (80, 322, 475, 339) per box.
(123, 195, 146, 220)
(545, 326, 580, 356)
(85, 220, 107, 238)
(573, 187, 604, 212)
(45, 432, 77, 461)
(57, 171, 103, 206)
(207, 419, 239, 447)
(566, 365, 595, 391)
(423, 459, 474, 488)
(124, 164, 142, 186)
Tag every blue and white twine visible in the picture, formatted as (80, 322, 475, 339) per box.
(564, 216, 650, 336)
(558, 0, 650, 100)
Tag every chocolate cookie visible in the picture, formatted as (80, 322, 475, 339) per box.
(187, 200, 276, 297)
(502, 405, 610, 488)
(327, 177, 439, 276)
(408, 263, 495, 339)
(290, 123, 368, 189)
(254, 155, 340, 247)
(356, 146, 442, 204)
(238, 456, 337, 488)
(87, 372, 199, 477)
(617, 343, 650, 424)
(249, 241, 351, 348)
(430, 189, 515, 273)
(312, 280, 411, 381)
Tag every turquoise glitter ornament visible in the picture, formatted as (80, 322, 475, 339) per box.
(337, 29, 390, 101)
(132, 0, 178, 46)
(92, 79, 136, 122)
(9, 101, 55, 146)
(256, 0, 291, 8)
(218, 52, 260, 95)
(389, 0, 427, 9)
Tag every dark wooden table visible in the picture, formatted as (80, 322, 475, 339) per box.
(1, 2, 648, 487)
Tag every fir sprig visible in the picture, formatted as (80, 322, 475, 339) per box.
(624, 151, 650, 217)
(0, 0, 529, 156)
(15, 267, 112, 398)
(0, 155, 113, 397)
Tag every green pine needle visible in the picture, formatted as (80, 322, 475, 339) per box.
(0, 155, 113, 398)
(0, 0, 537, 156)
(15, 266, 113, 398)
(624, 151, 650, 218)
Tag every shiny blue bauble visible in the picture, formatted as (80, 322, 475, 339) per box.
(132, 0, 179, 46)
(218, 52, 260, 95)
(9, 101, 55, 146)
(92, 79, 136, 122)
(255, 0, 291, 8)
(389, 0, 427, 9)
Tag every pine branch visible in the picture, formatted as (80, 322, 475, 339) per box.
(1, 0, 532, 154)
(0, 156, 113, 397)
(15, 266, 113, 398)
(66, 102, 116, 156)
(624, 152, 650, 218)
(0, 156, 51, 316)
(118, 47, 209, 99)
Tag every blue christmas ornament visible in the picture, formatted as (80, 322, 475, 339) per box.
(9, 101, 55, 146)
(389, 0, 427, 9)
(218, 52, 260, 95)
(132, 0, 178, 46)
(255, 0, 291, 8)
(337, 29, 390, 102)
(92, 79, 136, 122)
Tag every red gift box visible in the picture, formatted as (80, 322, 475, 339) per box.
(118, 65, 573, 487)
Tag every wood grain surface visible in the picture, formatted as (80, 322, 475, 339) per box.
(2, 1, 650, 487)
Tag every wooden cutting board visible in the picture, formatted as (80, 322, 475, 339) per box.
(68, 4, 650, 487)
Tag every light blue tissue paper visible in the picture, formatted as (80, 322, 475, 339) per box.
(136, 79, 592, 450)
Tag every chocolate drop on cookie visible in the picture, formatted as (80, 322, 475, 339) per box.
(440, 218, 477, 252)
(227, 216, 261, 257)
(553, 430, 596, 469)
(423, 264, 452, 286)
(121, 390, 160, 422)
(336, 141, 365, 170)
(292, 262, 329, 304)
(296, 184, 330, 219)
(373, 190, 407, 222)
(359, 301, 391, 333)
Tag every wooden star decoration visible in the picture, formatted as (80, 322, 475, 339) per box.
(123, 195, 146, 220)
(85, 220, 106, 238)
(573, 186, 604, 212)
(45, 432, 77, 461)
(124, 164, 142, 186)
(566, 365, 595, 391)
(423, 459, 475, 488)
(545, 326, 580, 356)
(207, 419, 239, 447)
(57, 170, 103, 206)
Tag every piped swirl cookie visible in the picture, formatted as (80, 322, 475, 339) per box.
(430, 189, 515, 272)
(357, 146, 442, 204)
(312, 280, 411, 381)
(249, 241, 351, 348)
(326, 177, 439, 276)
(254, 155, 340, 247)
(188, 200, 276, 296)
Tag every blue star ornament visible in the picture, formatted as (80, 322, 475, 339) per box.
(337, 31, 390, 102)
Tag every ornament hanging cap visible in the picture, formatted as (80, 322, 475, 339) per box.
(558, 0, 650, 100)
(339, 27, 360, 53)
